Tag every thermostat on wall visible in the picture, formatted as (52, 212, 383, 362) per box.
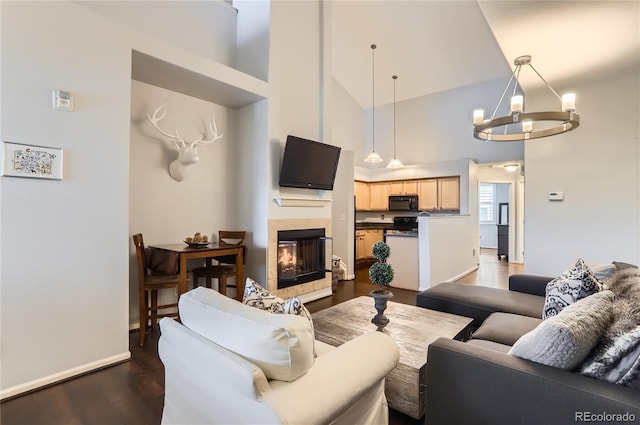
(548, 192, 564, 201)
(52, 90, 73, 111)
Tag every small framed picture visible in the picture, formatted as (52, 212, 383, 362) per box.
(1, 142, 64, 180)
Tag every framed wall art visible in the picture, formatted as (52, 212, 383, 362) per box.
(1, 142, 64, 180)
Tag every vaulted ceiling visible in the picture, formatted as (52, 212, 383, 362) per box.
(331, 1, 640, 108)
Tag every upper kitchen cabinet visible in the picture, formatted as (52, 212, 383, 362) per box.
(419, 176, 460, 211)
(355, 181, 371, 211)
(438, 176, 460, 210)
(369, 182, 391, 210)
(355, 176, 460, 212)
(389, 180, 418, 195)
(418, 179, 438, 210)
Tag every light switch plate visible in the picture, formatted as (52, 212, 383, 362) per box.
(549, 191, 564, 201)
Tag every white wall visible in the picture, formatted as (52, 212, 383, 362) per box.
(0, 0, 248, 398)
(524, 67, 640, 275)
(1, 1, 134, 397)
(331, 151, 355, 279)
(78, 1, 238, 67)
(129, 81, 235, 326)
(360, 77, 524, 169)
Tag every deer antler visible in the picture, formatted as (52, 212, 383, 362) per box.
(189, 114, 224, 149)
(147, 103, 186, 149)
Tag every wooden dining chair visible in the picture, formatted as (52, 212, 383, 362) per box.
(192, 231, 247, 296)
(132, 233, 193, 347)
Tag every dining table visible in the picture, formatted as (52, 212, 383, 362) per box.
(149, 242, 245, 301)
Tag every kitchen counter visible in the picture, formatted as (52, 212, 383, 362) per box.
(355, 222, 394, 230)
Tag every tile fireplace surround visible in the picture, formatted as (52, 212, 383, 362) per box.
(268, 218, 332, 301)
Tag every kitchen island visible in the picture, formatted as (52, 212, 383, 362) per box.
(386, 233, 419, 290)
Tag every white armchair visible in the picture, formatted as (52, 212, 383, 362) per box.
(158, 287, 400, 425)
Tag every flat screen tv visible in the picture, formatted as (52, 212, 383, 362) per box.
(279, 135, 341, 190)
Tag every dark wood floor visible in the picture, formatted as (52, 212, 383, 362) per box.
(0, 249, 517, 425)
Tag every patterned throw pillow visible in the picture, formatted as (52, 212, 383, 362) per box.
(542, 258, 603, 319)
(242, 278, 316, 356)
(243, 277, 286, 313)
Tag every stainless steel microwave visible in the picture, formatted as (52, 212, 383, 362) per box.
(388, 195, 419, 211)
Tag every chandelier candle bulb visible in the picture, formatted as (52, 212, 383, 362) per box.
(562, 93, 576, 112)
(510, 95, 523, 114)
(522, 120, 533, 133)
(473, 109, 484, 125)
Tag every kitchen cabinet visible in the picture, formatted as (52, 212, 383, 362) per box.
(364, 229, 384, 257)
(356, 228, 383, 260)
(418, 176, 460, 211)
(438, 176, 460, 210)
(355, 181, 371, 211)
(355, 230, 367, 260)
(355, 176, 459, 211)
(389, 180, 418, 195)
(418, 179, 438, 210)
(369, 183, 390, 210)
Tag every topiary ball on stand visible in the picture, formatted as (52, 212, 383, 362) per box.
(368, 240, 394, 328)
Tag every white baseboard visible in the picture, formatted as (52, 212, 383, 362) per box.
(344, 274, 356, 280)
(445, 265, 479, 283)
(0, 351, 131, 400)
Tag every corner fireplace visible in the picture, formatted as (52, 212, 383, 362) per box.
(277, 228, 330, 289)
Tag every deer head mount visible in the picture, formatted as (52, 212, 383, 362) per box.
(147, 103, 223, 182)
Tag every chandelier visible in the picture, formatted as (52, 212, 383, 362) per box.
(365, 44, 383, 163)
(387, 75, 403, 168)
(473, 55, 580, 141)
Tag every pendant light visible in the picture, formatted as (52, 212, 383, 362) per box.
(364, 44, 383, 163)
(387, 75, 403, 168)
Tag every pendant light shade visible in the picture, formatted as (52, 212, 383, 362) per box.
(387, 74, 403, 168)
(364, 44, 383, 163)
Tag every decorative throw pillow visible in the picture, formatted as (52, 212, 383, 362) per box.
(579, 326, 640, 390)
(243, 277, 286, 313)
(243, 278, 316, 356)
(542, 258, 603, 319)
(509, 290, 614, 370)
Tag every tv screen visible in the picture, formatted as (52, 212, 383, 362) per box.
(279, 135, 342, 190)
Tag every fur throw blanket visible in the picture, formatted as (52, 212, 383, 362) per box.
(579, 268, 640, 390)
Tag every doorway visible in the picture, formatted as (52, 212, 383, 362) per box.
(477, 163, 525, 265)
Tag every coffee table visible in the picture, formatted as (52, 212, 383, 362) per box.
(311, 296, 473, 419)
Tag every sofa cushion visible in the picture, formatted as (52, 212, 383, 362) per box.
(509, 290, 614, 370)
(465, 338, 512, 354)
(472, 312, 542, 346)
(179, 286, 315, 382)
(416, 282, 545, 326)
(542, 258, 603, 319)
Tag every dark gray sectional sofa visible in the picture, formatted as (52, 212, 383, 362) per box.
(417, 273, 640, 425)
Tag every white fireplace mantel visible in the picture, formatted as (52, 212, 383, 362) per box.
(273, 197, 332, 207)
